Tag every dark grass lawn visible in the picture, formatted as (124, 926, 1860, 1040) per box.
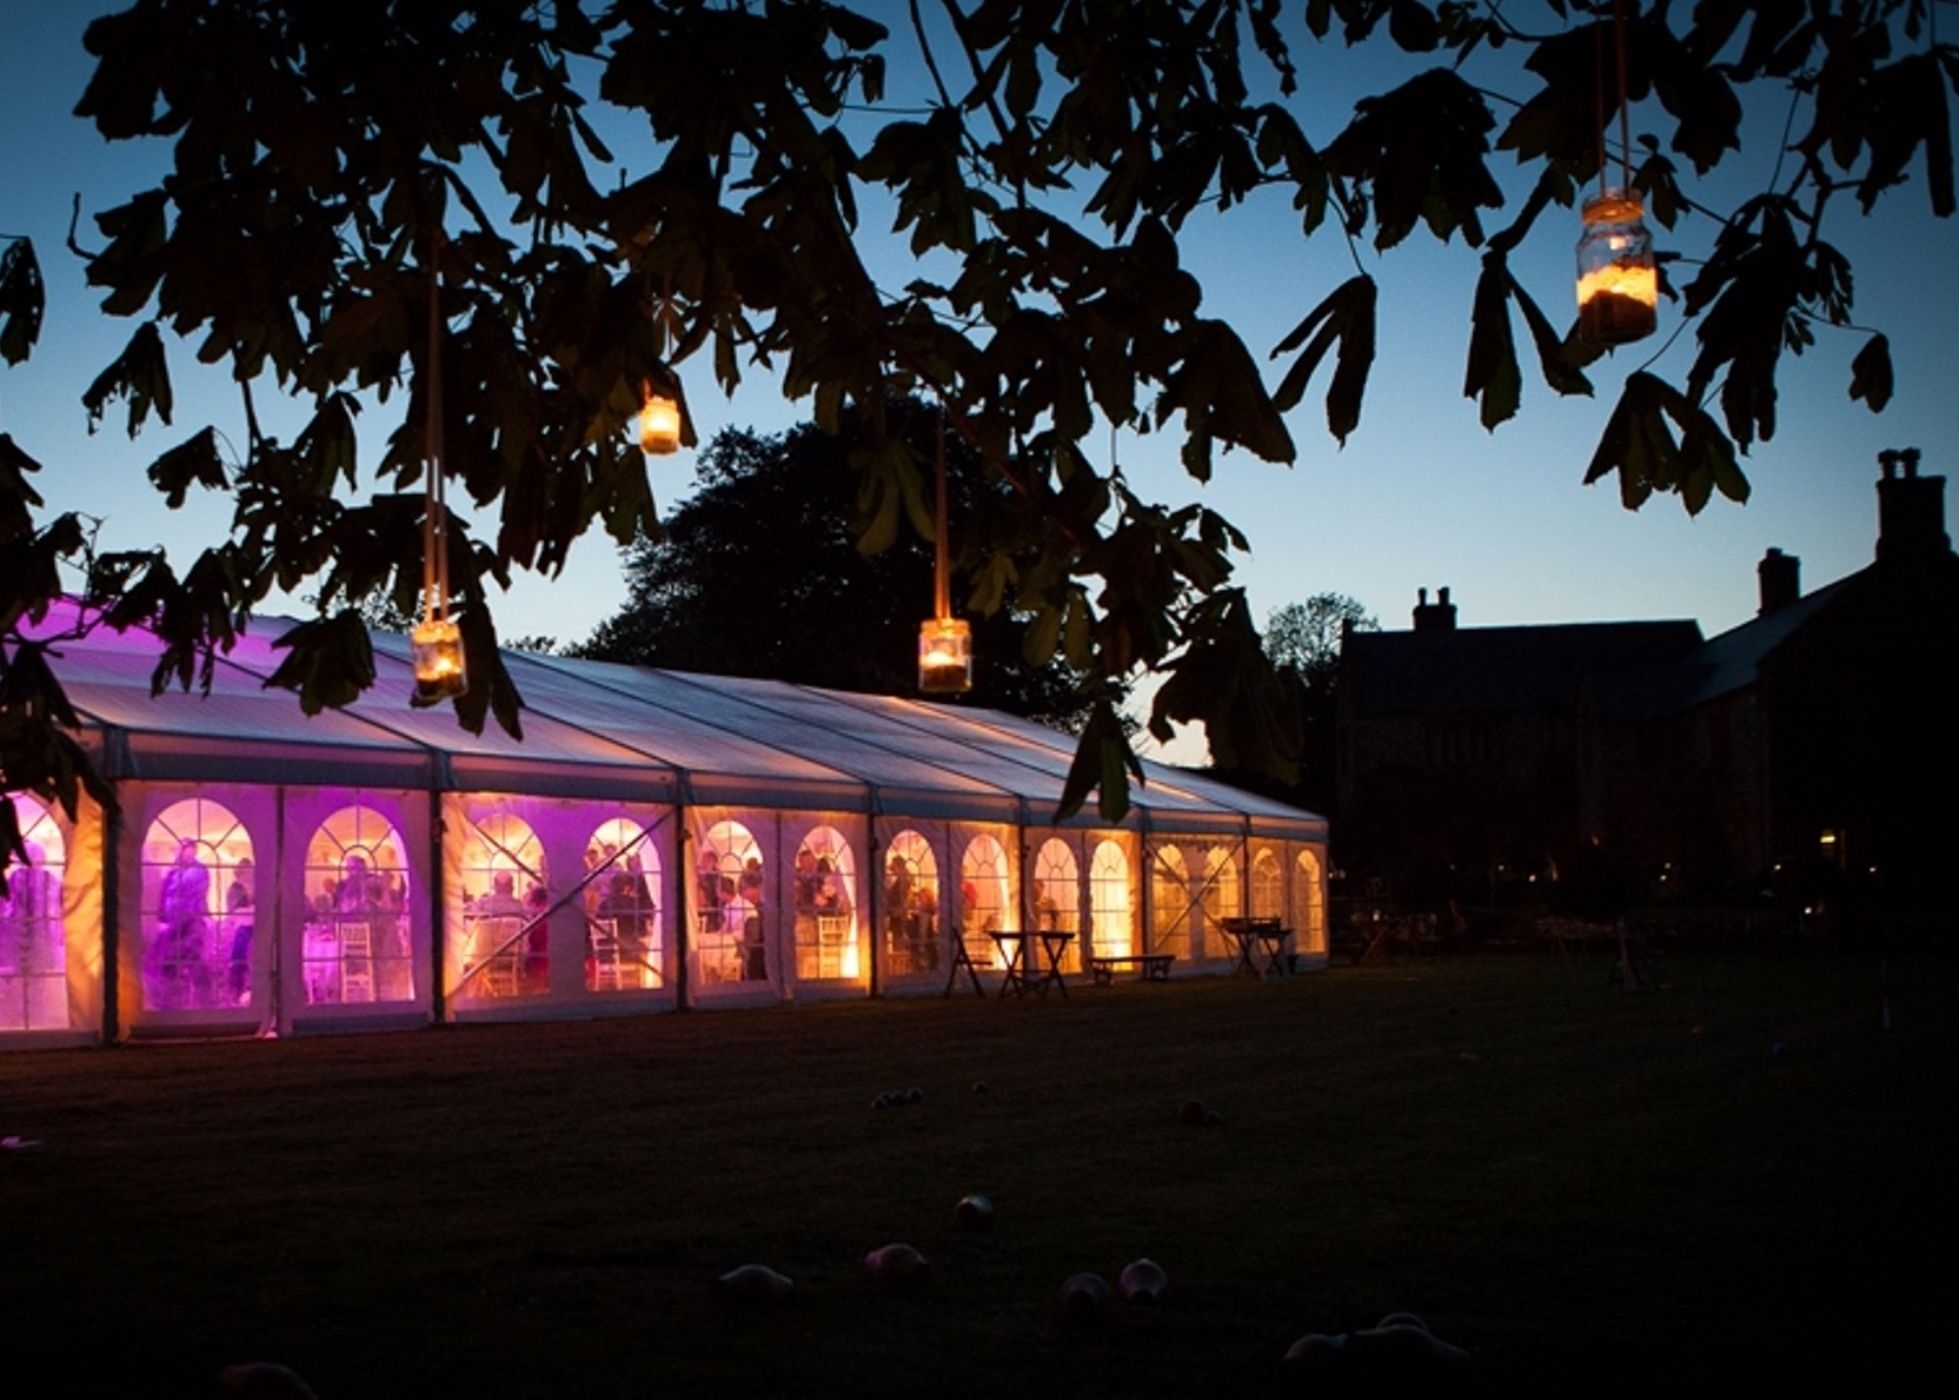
(3, 952, 1955, 1397)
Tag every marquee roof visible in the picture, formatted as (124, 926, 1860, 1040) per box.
(22, 603, 1325, 840)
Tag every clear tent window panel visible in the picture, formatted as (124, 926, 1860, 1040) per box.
(792, 825, 859, 982)
(959, 833, 1012, 969)
(1251, 847, 1285, 920)
(583, 818, 663, 993)
(881, 829, 940, 977)
(1294, 848, 1328, 954)
(460, 811, 548, 999)
(2, 794, 67, 1031)
(1150, 845, 1192, 959)
(140, 798, 253, 1012)
(1032, 837, 1081, 973)
(1088, 839, 1133, 959)
(302, 805, 415, 1006)
(698, 819, 767, 986)
(1201, 846, 1242, 957)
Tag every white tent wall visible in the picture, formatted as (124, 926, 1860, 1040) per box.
(952, 819, 1021, 974)
(279, 786, 433, 1034)
(1024, 826, 1139, 974)
(1143, 830, 1255, 968)
(116, 781, 277, 1039)
(780, 810, 871, 1000)
(686, 805, 786, 1007)
(873, 816, 953, 994)
(443, 791, 679, 1021)
(1, 790, 105, 1046)
(1291, 843, 1330, 962)
(1085, 830, 1142, 961)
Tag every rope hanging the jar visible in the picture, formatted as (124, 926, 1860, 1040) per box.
(1576, 0, 1658, 345)
(917, 398, 972, 695)
(639, 278, 683, 455)
(410, 222, 467, 703)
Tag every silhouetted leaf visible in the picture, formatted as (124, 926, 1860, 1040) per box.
(1272, 274, 1377, 445)
(1585, 372, 1747, 515)
(1849, 334, 1894, 412)
(1463, 257, 1522, 430)
(147, 427, 227, 508)
(265, 610, 377, 715)
(0, 239, 44, 365)
(82, 321, 173, 437)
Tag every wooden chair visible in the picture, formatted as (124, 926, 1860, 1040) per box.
(337, 920, 375, 1004)
(815, 914, 850, 979)
(589, 917, 625, 991)
(470, 916, 522, 997)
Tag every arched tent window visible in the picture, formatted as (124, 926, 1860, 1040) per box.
(1201, 846, 1242, 958)
(697, 819, 766, 985)
(1150, 845, 1191, 958)
(584, 818, 663, 992)
(1250, 847, 1285, 920)
(460, 812, 547, 999)
(140, 798, 252, 1012)
(302, 806, 415, 1006)
(792, 825, 859, 982)
(881, 829, 939, 977)
(959, 833, 1012, 967)
(1294, 848, 1328, 955)
(1088, 839, 1132, 959)
(1032, 837, 1081, 972)
(2, 794, 67, 1031)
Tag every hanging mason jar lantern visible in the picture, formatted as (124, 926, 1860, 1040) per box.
(918, 399, 974, 695)
(1576, 188, 1657, 346)
(413, 223, 468, 705)
(639, 380, 683, 455)
(918, 615, 973, 694)
(410, 616, 467, 702)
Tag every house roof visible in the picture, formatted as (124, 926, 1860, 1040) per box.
(1673, 577, 1853, 708)
(19, 601, 1325, 840)
(1339, 620, 1705, 718)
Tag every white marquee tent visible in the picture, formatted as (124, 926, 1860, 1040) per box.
(3, 604, 1328, 1048)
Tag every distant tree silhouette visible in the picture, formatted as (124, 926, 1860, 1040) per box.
(1261, 594, 1378, 811)
(578, 399, 1101, 730)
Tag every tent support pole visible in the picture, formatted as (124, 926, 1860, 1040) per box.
(100, 794, 123, 1044)
(674, 806, 691, 1012)
(866, 826, 882, 1000)
(427, 790, 446, 1025)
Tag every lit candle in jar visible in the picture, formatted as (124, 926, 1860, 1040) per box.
(638, 385, 682, 455)
(918, 617, 973, 694)
(410, 617, 468, 703)
(1576, 190, 1658, 346)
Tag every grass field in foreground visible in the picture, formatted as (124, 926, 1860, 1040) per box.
(2, 951, 1955, 1397)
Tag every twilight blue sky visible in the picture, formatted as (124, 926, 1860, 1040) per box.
(3, 3, 1955, 760)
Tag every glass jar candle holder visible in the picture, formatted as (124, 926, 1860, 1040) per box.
(1576, 188, 1658, 346)
(918, 616, 973, 695)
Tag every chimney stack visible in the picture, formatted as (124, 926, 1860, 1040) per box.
(1876, 447, 1950, 563)
(1757, 547, 1800, 616)
(1413, 586, 1457, 632)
